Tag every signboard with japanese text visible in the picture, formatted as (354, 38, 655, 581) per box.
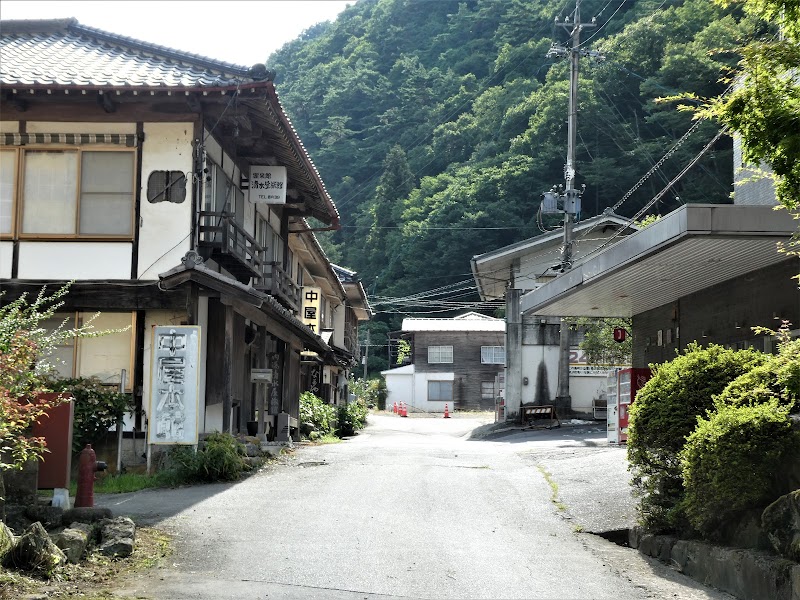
(148, 326, 201, 445)
(249, 166, 287, 204)
(569, 347, 626, 376)
(301, 287, 322, 333)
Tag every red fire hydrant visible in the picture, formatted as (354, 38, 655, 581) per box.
(74, 444, 108, 508)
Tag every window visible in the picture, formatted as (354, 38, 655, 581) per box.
(428, 381, 453, 402)
(428, 345, 453, 364)
(481, 346, 505, 364)
(481, 381, 496, 401)
(17, 149, 134, 236)
(147, 171, 187, 204)
(1, 150, 16, 235)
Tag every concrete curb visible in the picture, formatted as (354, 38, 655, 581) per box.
(629, 527, 800, 600)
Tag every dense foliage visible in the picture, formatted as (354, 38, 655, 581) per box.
(268, 0, 753, 322)
(337, 400, 369, 436)
(48, 377, 133, 453)
(679, 399, 799, 538)
(349, 376, 387, 409)
(627, 343, 765, 532)
(170, 432, 249, 482)
(299, 391, 337, 439)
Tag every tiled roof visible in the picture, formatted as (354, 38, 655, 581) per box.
(0, 18, 253, 88)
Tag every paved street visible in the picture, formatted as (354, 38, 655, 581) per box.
(102, 414, 733, 600)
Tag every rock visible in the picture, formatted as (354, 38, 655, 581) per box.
(61, 506, 112, 526)
(4, 521, 66, 574)
(97, 516, 135, 558)
(1, 459, 39, 505)
(68, 521, 94, 537)
(762, 489, 800, 561)
(243, 442, 260, 457)
(25, 504, 64, 530)
(4, 504, 33, 535)
(0, 522, 15, 563)
(51, 527, 89, 564)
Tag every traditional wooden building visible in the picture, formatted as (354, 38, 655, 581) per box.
(383, 313, 505, 412)
(0, 18, 366, 452)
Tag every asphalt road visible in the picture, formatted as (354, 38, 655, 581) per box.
(102, 414, 734, 600)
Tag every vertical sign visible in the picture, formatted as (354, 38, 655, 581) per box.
(249, 166, 287, 204)
(301, 287, 322, 333)
(148, 326, 201, 445)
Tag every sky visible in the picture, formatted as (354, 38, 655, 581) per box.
(1, 1, 354, 66)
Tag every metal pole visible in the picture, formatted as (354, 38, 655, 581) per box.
(116, 369, 127, 474)
(363, 328, 370, 379)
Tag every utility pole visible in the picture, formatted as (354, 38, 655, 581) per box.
(363, 328, 370, 380)
(542, 0, 599, 415)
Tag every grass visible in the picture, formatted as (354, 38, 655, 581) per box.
(536, 464, 567, 512)
(305, 433, 342, 445)
(63, 470, 186, 496)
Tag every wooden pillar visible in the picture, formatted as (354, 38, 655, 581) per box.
(222, 303, 234, 434)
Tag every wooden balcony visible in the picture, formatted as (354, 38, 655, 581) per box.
(198, 211, 266, 284)
(254, 261, 302, 313)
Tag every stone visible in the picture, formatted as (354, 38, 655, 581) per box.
(68, 521, 94, 536)
(51, 527, 89, 564)
(4, 521, 66, 574)
(61, 506, 112, 526)
(25, 503, 64, 530)
(97, 516, 136, 558)
(243, 442, 260, 457)
(4, 504, 33, 535)
(762, 489, 800, 561)
(0, 522, 15, 563)
(1, 459, 39, 505)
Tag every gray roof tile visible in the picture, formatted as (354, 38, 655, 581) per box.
(0, 18, 252, 88)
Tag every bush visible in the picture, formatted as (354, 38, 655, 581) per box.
(679, 400, 800, 538)
(169, 432, 248, 482)
(349, 377, 387, 410)
(627, 343, 766, 532)
(299, 392, 336, 438)
(337, 400, 368, 436)
(716, 338, 800, 409)
(48, 377, 133, 452)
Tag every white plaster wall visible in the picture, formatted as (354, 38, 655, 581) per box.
(332, 304, 345, 348)
(26, 122, 136, 134)
(77, 312, 134, 389)
(142, 310, 190, 439)
(569, 375, 607, 417)
(0, 121, 20, 133)
(0, 241, 13, 278)
(205, 404, 224, 434)
(17, 242, 131, 279)
(413, 371, 455, 413)
(138, 122, 194, 279)
(382, 366, 414, 409)
(204, 133, 223, 167)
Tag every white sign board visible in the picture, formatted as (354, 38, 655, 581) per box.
(249, 165, 287, 204)
(148, 326, 201, 445)
(251, 368, 273, 382)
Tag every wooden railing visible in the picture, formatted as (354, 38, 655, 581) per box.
(197, 212, 266, 282)
(254, 261, 302, 312)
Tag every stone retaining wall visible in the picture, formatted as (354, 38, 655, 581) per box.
(629, 527, 800, 600)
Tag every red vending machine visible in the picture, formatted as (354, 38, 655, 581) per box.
(617, 368, 651, 443)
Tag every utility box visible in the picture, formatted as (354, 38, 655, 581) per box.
(32, 394, 74, 489)
(615, 368, 652, 444)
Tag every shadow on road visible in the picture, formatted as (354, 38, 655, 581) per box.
(466, 421, 609, 445)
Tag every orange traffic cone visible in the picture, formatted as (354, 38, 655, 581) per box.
(401, 402, 407, 417)
(444, 403, 450, 418)
(393, 401, 397, 414)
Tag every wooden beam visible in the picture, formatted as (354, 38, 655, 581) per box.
(0, 99, 199, 122)
(222, 303, 234, 434)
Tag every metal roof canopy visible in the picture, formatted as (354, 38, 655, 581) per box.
(520, 204, 797, 318)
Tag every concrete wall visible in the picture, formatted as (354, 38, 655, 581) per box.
(634, 258, 800, 368)
(382, 365, 460, 413)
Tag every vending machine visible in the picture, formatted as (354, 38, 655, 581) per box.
(606, 370, 620, 444)
(616, 367, 652, 443)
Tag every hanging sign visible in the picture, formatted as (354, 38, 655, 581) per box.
(249, 166, 287, 204)
(148, 326, 201, 445)
(613, 327, 627, 343)
(301, 287, 322, 333)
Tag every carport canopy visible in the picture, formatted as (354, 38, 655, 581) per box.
(520, 204, 798, 318)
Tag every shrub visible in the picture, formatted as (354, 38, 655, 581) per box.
(299, 392, 336, 437)
(717, 338, 800, 409)
(627, 343, 766, 532)
(349, 377, 387, 410)
(679, 400, 800, 538)
(337, 400, 368, 436)
(48, 377, 133, 452)
(170, 432, 247, 482)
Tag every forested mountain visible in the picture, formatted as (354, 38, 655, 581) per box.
(267, 0, 756, 331)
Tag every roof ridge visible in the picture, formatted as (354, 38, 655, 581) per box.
(1, 18, 253, 76)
